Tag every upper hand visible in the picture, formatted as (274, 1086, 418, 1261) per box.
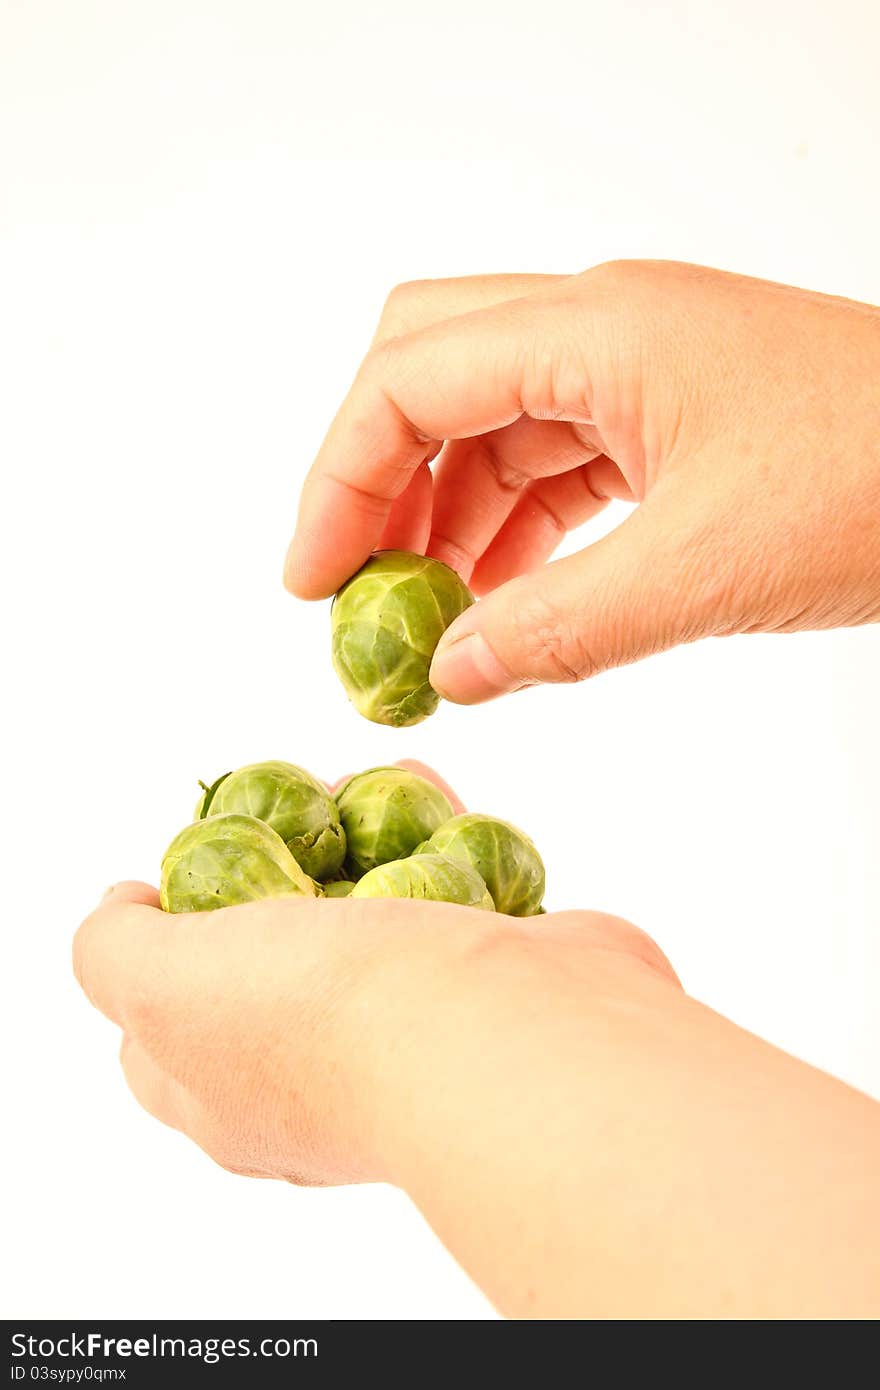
(284, 263, 880, 702)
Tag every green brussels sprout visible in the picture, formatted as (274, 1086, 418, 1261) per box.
(322, 880, 355, 898)
(194, 771, 232, 820)
(160, 813, 317, 913)
(205, 761, 345, 881)
(331, 550, 474, 726)
(350, 853, 494, 910)
(423, 813, 545, 916)
(336, 766, 454, 878)
(410, 840, 431, 856)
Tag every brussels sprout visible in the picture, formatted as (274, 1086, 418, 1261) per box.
(331, 550, 474, 726)
(194, 771, 232, 820)
(322, 880, 355, 898)
(160, 813, 317, 913)
(336, 766, 453, 878)
(423, 813, 545, 916)
(206, 761, 345, 881)
(350, 854, 494, 910)
(410, 840, 431, 856)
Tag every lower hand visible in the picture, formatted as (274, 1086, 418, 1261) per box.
(74, 762, 673, 1188)
(74, 883, 675, 1190)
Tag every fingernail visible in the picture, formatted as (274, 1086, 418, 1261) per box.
(431, 632, 527, 704)
(101, 884, 117, 903)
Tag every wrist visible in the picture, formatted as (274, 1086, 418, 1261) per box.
(300, 901, 521, 1186)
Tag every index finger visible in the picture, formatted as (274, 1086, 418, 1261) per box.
(285, 278, 584, 600)
(391, 760, 467, 815)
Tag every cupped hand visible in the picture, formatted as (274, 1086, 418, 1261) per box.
(285, 263, 880, 702)
(73, 762, 675, 1190)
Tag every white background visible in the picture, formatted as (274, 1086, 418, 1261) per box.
(2, 0, 878, 1320)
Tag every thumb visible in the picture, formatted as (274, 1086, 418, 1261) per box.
(99, 880, 161, 908)
(429, 488, 722, 701)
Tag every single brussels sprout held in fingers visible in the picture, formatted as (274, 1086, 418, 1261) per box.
(331, 550, 474, 726)
(322, 879, 355, 897)
(351, 854, 494, 910)
(207, 761, 345, 882)
(424, 813, 545, 916)
(336, 766, 454, 878)
(160, 813, 318, 913)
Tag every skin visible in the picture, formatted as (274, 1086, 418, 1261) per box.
(77, 263, 880, 1317)
(76, 761, 880, 1319)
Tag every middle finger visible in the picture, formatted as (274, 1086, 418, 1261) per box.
(427, 417, 607, 582)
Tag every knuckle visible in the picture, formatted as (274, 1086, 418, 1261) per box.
(426, 531, 477, 577)
(584, 258, 644, 292)
(194, 1119, 250, 1176)
(121, 989, 167, 1049)
(597, 913, 680, 983)
(479, 435, 528, 493)
(362, 334, 407, 390)
(382, 278, 420, 310)
(525, 488, 567, 537)
(361, 336, 393, 379)
(585, 258, 676, 292)
(193, 1099, 311, 1183)
(378, 279, 432, 338)
(361, 339, 432, 444)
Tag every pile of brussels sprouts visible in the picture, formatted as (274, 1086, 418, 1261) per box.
(160, 763, 545, 916)
(159, 550, 547, 915)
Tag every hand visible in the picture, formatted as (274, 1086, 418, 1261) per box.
(74, 758, 670, 1188)
(74, 762, 880, 1317)
(73, 882, 675, 1191)
(284, 263, 880, 703)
